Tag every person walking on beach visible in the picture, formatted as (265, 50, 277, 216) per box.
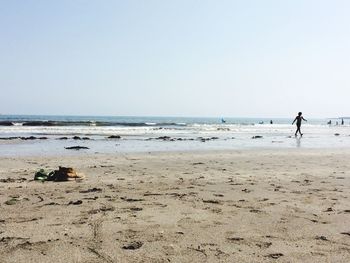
(292, 112, 307, 137)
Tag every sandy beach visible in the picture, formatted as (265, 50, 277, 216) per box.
(0, 149, 350, 262)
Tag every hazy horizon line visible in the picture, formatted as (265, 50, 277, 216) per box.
(1, 113, 348, 120)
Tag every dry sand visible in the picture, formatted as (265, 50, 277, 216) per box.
(0, 149, 350, 262)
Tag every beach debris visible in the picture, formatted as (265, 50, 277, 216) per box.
(65, 146, 89, 150)
(265, 253, 283, 259)
(341, 232, 350, 236)
(44, 202, 59, 206)
(252, 135, 263, 139)
(0, 177, 27, 183)
(324, 207, 334, 212)
(121, 197, 144, 202)
(315, 236, 328, 241)
(256, 242, 272, 248)
(80, 187, 102, 193)
(88, 206, 114, 214)
(5, 198, 18, 205)
(68, 200, 83, 205)
(203, 199, 221, 204)
(129, 207, 143, 211)
(122, 241, 143, 250)
(53, 167, 85, 181)
(34, 167, 85, 182)
(34, 169, 53, 181)
(143, 192, 163, 196)
(187, 245, 207, 257)
(250, 209, 262, 213)
(227, 237, 244, 242)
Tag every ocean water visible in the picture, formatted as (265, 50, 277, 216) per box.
(1, 115, 350, 156)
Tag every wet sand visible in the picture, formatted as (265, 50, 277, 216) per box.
(0, 149, 350, 262)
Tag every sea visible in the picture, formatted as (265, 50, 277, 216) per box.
(0, 115, 350, 156)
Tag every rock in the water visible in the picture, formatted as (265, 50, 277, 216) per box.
(0, 137, 19, 140)
(72, 136, 81, 140)
(108, 135, 121, 139)
(252, 135, 263, 139)
(65, 146, 89, 150)
(334, 133, 340, 136)
(156, 136, 171, 141)
(20, 136, 37, 140)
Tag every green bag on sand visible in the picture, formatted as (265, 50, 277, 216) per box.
(34, 169, 54, 181)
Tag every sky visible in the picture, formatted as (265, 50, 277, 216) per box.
(1, 0, 350, 118)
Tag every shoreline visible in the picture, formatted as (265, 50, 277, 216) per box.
(1, 149, 350, 262)
(2, 146, 350, 159)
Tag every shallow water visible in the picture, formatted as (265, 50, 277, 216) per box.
(1, 115, 350, 156)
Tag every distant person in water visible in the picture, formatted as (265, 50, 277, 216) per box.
(292, 112, 307, 137)
(341, 118, 344, 125)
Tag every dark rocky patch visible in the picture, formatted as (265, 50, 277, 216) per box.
(20, 136, 37, 140)
(107, 135, 121, 139)
(65, 146, 89, 150)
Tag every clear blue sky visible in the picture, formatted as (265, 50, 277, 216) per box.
(1, 0, 350, 118)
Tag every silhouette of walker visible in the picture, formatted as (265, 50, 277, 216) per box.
(292, 112, 307, 137)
